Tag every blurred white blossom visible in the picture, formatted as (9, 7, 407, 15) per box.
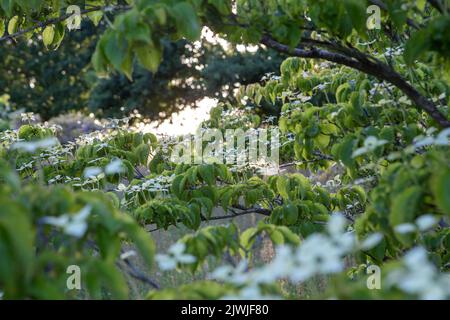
(156, 242, 196, 271)
(352, 136, 388, 158)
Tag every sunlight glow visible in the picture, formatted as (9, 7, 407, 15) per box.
(139, 97, 218, 137)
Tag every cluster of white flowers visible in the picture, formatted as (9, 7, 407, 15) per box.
(386, 247, 450, 300)
(210, 214, 382, 299)
(12, 137, 59, 153)
(155, 242, 196, 271)
(74, 130, 112, 147)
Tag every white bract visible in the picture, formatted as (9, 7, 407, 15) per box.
(352, 136, 388, 158)
(394, 223, 417, 234)
(415, 214, 438, 231)
(413, 128, 450, 148)
(83, 166, 102, 179)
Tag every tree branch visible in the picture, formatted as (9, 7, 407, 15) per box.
(427, 0, 448, 14)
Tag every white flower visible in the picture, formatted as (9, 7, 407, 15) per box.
(415, 214, 438, 231)
(292, 234, 343, 282)
(105, 159, 125, 175)
(211, 265, 235, 281)
(352, 136, 388, 158)
(169, 242, 196, 264)
(360, 232, 383, 250)
(212, 260, 248, 285)
(83, 166, 102, 179)
(42, 205, 91, 238)
(394, 223, 417, 234)
(12, 137, 58, 153)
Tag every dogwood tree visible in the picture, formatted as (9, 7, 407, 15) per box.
(0, 0, 449, 300)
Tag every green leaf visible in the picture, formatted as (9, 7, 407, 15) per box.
(417, 0, 427, 11)
(15, 0, 42, 11)
(268, 229, 284, 245)
(336, 136, 356, 169)
(283, 203, 299, 225)
(103, 32, 127, 72)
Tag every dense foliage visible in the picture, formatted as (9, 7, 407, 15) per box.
(0, 0, 449, 300)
